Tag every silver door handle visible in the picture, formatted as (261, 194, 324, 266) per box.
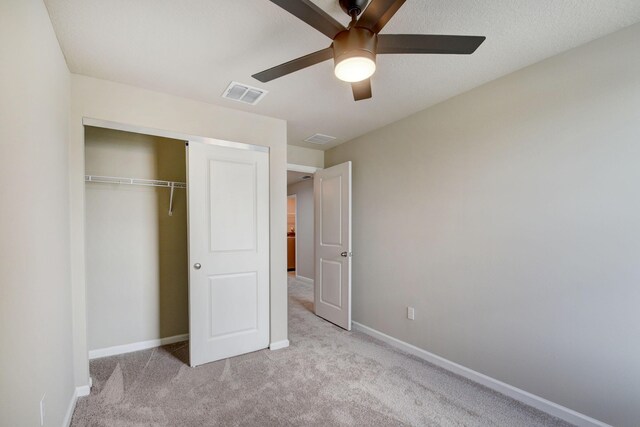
(341, 252, 351, 257)
(193, 263, 201, 270)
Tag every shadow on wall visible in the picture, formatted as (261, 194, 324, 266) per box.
(155, 139, 188, 340)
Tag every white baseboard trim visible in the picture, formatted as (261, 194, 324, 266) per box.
(269, 340, 290, 350)
(63, 390, 77, 427)
(89, 333, 189, 360)
(351, 321, 609, 427)
(75, 384, 90, 397)
(295, 275, 314, 285)
(63, 383, 92, 426)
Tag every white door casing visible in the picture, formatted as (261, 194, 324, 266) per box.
(187, 140, 270, 367)
(314, 161, 352, 330)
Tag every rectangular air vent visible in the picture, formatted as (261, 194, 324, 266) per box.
(304, 133, 336, 145)
(222, 81, 267, 105)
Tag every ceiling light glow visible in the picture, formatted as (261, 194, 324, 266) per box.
(334, 56, 376, 82)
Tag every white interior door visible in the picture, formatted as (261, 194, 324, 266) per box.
(314, 161, 352, 330)
(187, 140, 269, 367)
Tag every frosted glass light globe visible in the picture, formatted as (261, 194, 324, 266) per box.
(334, 56, 376, 82)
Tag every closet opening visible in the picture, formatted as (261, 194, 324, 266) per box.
(84, 126, 189, 365)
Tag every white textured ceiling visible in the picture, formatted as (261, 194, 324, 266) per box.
(288, 170, 314, 185)
(44, 0, 640, 150)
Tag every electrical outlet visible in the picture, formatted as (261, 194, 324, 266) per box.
(407, 306, 415, 320)
(40, 393, 46, 426)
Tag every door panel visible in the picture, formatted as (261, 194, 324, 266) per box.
(319, 259, 342, 308)
(188, 141, 269, 367)
(314, 161, 352, 330)
(320, 175, 342, 245)
(209, 160, 256, 252)
(208, 272, 258, 338)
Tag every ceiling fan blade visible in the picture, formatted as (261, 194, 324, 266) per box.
(377, 34, 486, 54)
(352, 79, 372, 101)
(268, 0, 346, 39)
(355, 0, 405, 33)
(252, 47, 334, 83)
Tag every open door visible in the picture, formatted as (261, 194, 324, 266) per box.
(314, 161, 352, 330)
(187, 140, 270, 367)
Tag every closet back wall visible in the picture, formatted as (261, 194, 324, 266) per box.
(85, 127, 188, 351)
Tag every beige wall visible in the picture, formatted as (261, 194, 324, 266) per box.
(0, 0, 74, 425)
(287, 180, 315, 281)
(85, 128, 188, 350)
(70, 75, 288, 387)
(326, 23, 640, 427)
(287, 145, 324, 168)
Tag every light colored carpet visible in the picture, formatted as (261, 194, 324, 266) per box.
(71, 277, 572, 426)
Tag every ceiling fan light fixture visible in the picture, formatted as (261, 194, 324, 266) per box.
(332, 27, 378, 83)
(334, 53, 376, 82)
(253, 0, 486, 101)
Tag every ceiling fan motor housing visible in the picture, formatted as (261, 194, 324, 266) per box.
(339, 0, 369, 17)
(333, 27, 377, 67)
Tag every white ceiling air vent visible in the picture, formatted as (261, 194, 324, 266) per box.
(304, 133, 336, 145)
(222, 81, 267, 105)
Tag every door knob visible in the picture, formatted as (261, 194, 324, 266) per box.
(193, 263, 201, 270)
(341, 252, 348, 257)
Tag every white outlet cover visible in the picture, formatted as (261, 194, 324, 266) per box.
(407, 307, 415, 320)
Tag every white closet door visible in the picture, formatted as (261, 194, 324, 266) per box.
(314, 161, 352, 330)
(187, 140, 270, 367)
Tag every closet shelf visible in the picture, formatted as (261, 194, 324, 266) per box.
(85, 175, 186, 188)
(85, 175, 186, 216)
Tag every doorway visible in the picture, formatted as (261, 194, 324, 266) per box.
(287, 170, 315, 288)
(287, 162, 353, 331)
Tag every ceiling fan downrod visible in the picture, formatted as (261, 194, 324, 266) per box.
(339, 0, 369, 18)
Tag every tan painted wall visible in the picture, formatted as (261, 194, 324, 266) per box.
(326, 23, 640, 427)
(70, 75, 288, 387)
(85, 128, 188, 350)
(0, 0, 74, 425)
(287, 145, 324, 168)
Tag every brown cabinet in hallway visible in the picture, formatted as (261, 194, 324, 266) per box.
(287, 237, 296, 271)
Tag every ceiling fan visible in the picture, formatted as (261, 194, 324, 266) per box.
(252, 0, 486, 101)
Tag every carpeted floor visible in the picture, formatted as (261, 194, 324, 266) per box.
(71, 277, 572, 426)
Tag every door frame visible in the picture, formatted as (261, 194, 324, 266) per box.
(287, 163, 320, 174)
(80, 118, 272, 373)
(84, 118, 269, 153)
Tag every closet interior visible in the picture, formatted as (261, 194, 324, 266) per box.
(84, 126, 189, 359)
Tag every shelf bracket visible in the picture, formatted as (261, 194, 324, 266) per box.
(168, 182, 175, 217)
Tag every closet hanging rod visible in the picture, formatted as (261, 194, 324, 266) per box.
(84, 175, 186, 189)
(85, 175, 185, 216)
